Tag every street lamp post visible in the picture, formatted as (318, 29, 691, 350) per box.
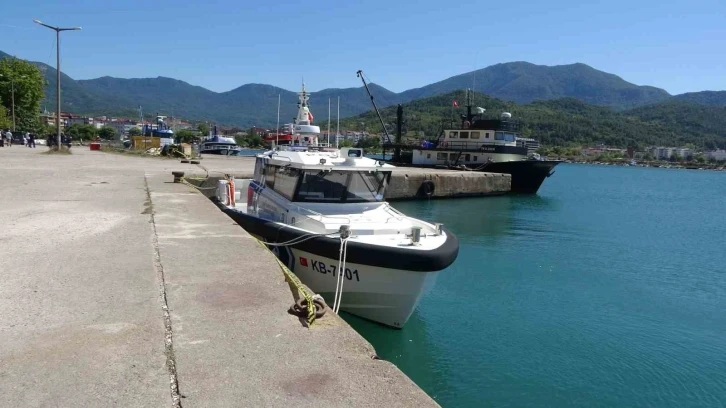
(33, 19, 81, 149)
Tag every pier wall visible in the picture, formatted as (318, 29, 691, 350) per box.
(386, 169, 511, 200)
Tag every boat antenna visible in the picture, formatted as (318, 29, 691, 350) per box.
(356, 70, 391, 144)
(336, 96, 340, 148)
(275, 94, 280, 147)
(327, 98, 331, 147)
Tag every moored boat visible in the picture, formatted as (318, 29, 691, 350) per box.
(200, 126, 242, 155)
(408, 90, 560, 194)
(215, 85, 459, 328)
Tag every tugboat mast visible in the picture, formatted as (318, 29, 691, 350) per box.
(357, 70, 392, 144)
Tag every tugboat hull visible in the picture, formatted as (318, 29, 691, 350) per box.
(479, 160, 560, 194)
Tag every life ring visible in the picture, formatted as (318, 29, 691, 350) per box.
(420, 180, 435, 198)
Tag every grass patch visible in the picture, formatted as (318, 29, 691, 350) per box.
(41, 146, 73, 155)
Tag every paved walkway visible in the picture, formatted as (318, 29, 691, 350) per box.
(0, 147, 438, 407)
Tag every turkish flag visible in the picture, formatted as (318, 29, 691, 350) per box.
(452, 101, 458, 107)
(308, 112, 314, 123)
(299, 257, 308, 267)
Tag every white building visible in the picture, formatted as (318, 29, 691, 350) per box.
(673, 148, 693, 159)
(706, 150, 726, 161)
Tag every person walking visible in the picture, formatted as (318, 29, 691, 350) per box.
(4, 129, 12, 147)
(28, 133, 36, 148)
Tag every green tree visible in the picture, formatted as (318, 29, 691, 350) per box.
(356, 137, 380, 150)
(246, 134, 262, 147)
(65, 124, 98, 141)
(128, 127, 142, 136)
(98, 126, 117, 140)
(0, 97, 10, 129)
(197, 123, 210, 135)
(694, 155, 706, 164)
(642, 153, 654, 161)
(176, 129, 195, 143)
(0, 58, 45, 132)
(339, 139, 354, 148)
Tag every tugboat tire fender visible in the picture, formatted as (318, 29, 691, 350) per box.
(421, 180, 435, 197)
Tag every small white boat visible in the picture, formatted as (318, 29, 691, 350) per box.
(200, 126, 242, 155)
(215, 84, 458, 328)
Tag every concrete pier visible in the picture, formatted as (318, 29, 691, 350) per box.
(0, 147, 438, 407)
(168, 155, 512, 199)
(387, 167, 510, 200)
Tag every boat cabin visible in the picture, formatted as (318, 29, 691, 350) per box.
(253, 148, 392, 204)
(438, 113, 522, 151)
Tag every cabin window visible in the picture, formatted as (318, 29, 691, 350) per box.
(459, 131, 469, 139)
(426, 153, 431, 159)
(346, 171, 388, 202)
(470, 132, 480, 139)
(264, 165, 276, 188)
(485, 132, 490, 139)
(437, 153, 448, 160)
(449, 153, 458, 161)
(273, 167, 300, 200)
(294, 170, 388, 203)
(464, 154, 471, 161)
(295, 170, 347, 202)
(449, 131, 458, 139)
(496, 132, 516, 142)
(473, 156, 478, 161)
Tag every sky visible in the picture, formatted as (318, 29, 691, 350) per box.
(1, 0, 724, 95)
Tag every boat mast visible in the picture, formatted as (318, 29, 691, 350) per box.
(327, 98, 331, 147)
(356, 70, 391, 144)
(276, 94, 280, 147)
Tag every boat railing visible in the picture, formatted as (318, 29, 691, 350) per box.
(431, 140, 515, 150)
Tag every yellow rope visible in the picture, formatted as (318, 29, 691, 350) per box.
(179, 176, 317, 326)
(264, 242, 317, 326)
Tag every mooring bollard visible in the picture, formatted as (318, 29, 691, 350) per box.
(172, 171, 185, 183)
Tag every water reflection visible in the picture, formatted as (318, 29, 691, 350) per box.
(393, 195, 558, 241)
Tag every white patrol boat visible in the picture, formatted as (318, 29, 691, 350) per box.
(215, 85, 458, 328)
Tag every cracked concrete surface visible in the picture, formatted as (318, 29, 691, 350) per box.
(0, 147, 438, 408)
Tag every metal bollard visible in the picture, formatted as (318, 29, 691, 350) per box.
(172, 171, 185, 183)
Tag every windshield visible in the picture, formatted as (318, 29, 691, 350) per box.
(294, 170, 389, 203)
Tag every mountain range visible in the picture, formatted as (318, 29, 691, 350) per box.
(2, 50, 725, 129)
(339, 91, 726, 149)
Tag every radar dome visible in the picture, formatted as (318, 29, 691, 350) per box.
(476, 107, 486, 114)
(501, 112, 512, 119)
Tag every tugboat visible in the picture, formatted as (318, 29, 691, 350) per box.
(410, 90, 560, 194)
(215, 84, 459, 328)
(200, 125, 242, 155)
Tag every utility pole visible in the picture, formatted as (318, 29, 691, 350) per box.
(34, 20, 81, 149)
(0, 74, 26, 131)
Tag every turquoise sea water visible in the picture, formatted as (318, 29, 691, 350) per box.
(345, 164, 726, 407)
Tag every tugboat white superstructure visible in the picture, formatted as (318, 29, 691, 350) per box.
(216, 84, 459, 328)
